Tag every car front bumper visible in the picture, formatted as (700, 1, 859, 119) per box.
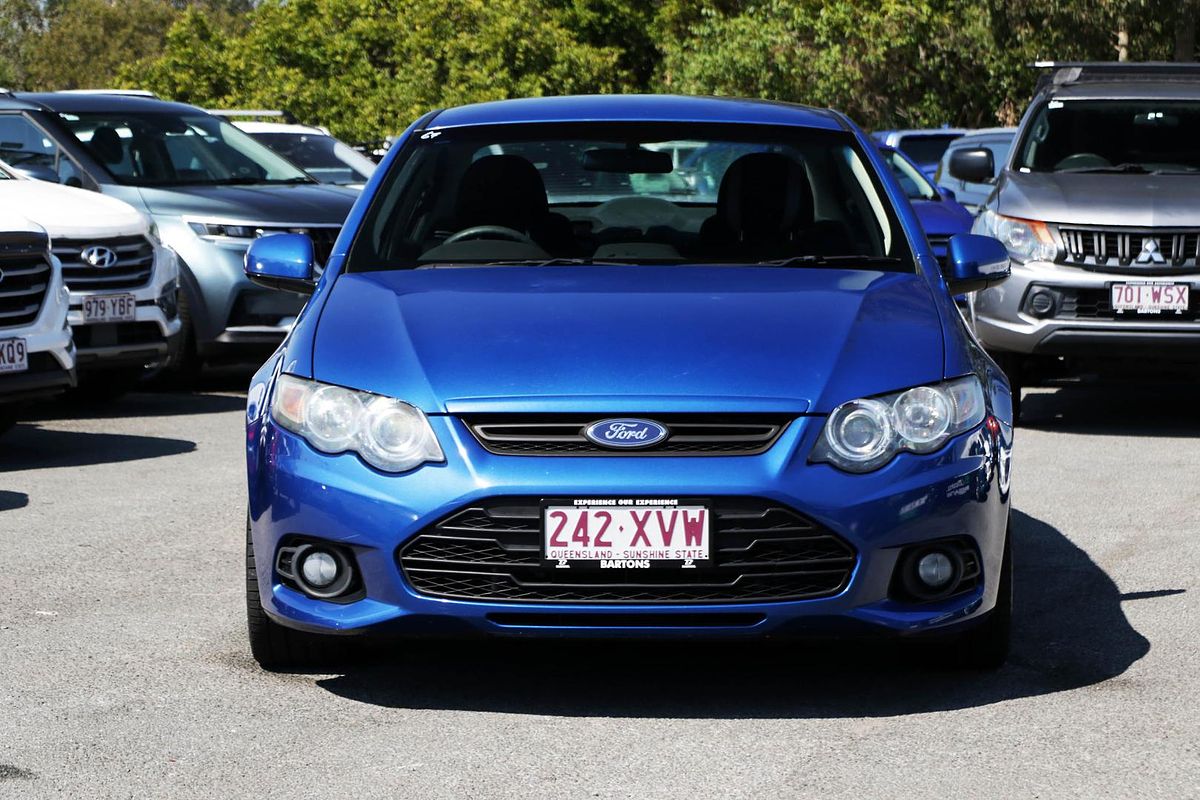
(974, 259, 1200, 358)
(247, 411, 1012, 641)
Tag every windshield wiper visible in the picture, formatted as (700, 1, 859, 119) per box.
(754, 255, 907, 268)
(1057, 163, 1151, 174)
(202, 176, 314, 186)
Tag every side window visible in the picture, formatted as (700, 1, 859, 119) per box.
(989, 141, 1013, 176)
(0, 114, 86, 186)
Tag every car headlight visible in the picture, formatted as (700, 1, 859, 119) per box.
(811, 376, 986, 473)
(188, 221, 259, 240)
(973, 210, 1057, 263)
(271, 374, 444, 473)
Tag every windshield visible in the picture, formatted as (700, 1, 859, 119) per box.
(350, 122, 907, 271)
(1017, 100, 1200, 173)
(57, 111, 313, 187)
(897, 134, 961, 166)
(882, 149, 938, 200)
(250, 132, 376, 185)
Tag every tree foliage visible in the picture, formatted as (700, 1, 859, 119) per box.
(2, 0, 1195, 139)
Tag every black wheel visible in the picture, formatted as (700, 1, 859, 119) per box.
(246, 517, 343, 671)
(933, 522, 1012, 670)
(158, 294, 203, 386)
(991, 351, 1024, 424)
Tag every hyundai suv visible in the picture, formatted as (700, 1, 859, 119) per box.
(950, 63, 1200, 416)
(0, 91, 357, 373)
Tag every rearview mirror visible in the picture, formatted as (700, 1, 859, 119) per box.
(583, 148, 673, 174)
(948, 148, 995, 183)
(944, 234, 1009, 294)
(244, 233, 316, 294)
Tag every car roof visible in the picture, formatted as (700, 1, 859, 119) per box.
(875, 128, 968, 138)
(1044, 81, 1200, 101)
(231, 120, 330, 136)
(5, 91, 207, 116)
(950, 128, 1017, 144)
(425, 94, 846, 131)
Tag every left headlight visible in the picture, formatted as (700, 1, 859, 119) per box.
(271, 374, 444, 473)
(811, 376, 986, 473)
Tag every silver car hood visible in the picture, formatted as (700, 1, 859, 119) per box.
(996, 170, 1200, 228)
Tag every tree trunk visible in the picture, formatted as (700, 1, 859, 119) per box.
(1116, 17, 1129, 62)
(1176, 1, 1199, 62)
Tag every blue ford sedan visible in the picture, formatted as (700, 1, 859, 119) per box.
(243, 95, 1015, 670)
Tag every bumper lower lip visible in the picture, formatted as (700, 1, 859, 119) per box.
(248, 414, 1010, 640)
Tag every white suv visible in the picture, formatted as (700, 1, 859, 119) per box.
(0, 159, 180, 390)
(0, 213, 74, 434)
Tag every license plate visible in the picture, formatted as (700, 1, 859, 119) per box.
(1110, 282, 1189, 314)
(0, 338, 28, 374)
(543, 500, 711, 569)
(82, 293, 136, 324)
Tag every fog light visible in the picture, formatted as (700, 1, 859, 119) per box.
(917, 551, 955, 588)
(288, 544, 355, 599)
(300, 550, 339, 588)
(1028, 289, 1056, 317)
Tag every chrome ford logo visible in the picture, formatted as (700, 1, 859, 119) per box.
(584, 418, 669, 449)
(81, 245, 118, 268)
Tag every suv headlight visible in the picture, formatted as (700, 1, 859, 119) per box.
(188, 221, 259, 241)
(271, 374, 444, 473)
(974, 210, 1057, 263)
(811, 376, 986, 473)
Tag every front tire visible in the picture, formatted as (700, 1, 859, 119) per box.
(245, 518, 341, 671)
(935, 523, 1012, 670)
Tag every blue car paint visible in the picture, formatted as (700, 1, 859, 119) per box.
(245, 95, 1012, 641)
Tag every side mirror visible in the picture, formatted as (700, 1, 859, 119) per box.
(948, 148, 995, 184)
(244, 233, 316, 294)
(944, 234, 1010, 294)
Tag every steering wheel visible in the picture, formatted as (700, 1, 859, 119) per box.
(444, 225, 535, 245)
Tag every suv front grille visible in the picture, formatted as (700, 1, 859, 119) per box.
(397, 498, 857, 604)
(0, 246, 52, 329)
(464, 415, 791, 456)
(53, 235, 154, 291)
(1059, 227, 1200, 272)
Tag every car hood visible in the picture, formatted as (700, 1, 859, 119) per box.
(0, 180, 147, 238)
(311, 266, 946, 415)
(996, 170, 1200, 227)
(911, 198, 974, 237)
(135, 182, 357, 224)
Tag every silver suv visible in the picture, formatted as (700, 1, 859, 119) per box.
(952, 63, 1200, 417)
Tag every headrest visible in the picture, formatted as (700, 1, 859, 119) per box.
(455, 155, 549, 232)
(716, 153, 813, 240)
(88, 127, 124, 165)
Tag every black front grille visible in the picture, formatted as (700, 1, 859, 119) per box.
(465, 415, 790, 456)
(0, 245, 52, 329)
(71, 322, 164, 349)
(1057, 286, 1200, 321)
(398, 498, 857, 604)
(1059, 226, 1200, 272)
(53, 235, 154, 291)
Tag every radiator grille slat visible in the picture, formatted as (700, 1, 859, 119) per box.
(1059, 226, 1200, 273)
(53, 235, 154, 291)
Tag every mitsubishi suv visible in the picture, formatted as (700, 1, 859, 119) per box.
(950, 63, 1200, 416)
(0, 91, 358, 374)
(0, 214, 74, 434)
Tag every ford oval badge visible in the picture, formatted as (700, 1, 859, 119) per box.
(584, 418, 669, 449)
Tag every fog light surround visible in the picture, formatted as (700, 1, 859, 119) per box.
(891, 539, 981, 603)
(1027, 288, 1057, 318)
(275, 541, 360, 601)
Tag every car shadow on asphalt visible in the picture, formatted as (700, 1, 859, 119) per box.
(1022, 383, 1200, 436)
(0, 490, 29, 511)
(0, 425, 196, 472)
(310, 509, 1156, 718)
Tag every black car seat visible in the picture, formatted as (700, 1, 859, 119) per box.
(454, 155, 575, 254)
(87, 126, 125, 166)
(700, 152, 854, 257)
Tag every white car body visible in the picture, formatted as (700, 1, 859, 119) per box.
(226, 120, 376, 190)
(0, 213, 74, 409)
(0, 160, 181, 371)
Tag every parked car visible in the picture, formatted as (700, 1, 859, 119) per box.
(952, 62, 1200, 419)
(0, 158, 179, 392)
(211, 110, 377, 190)
(242, 94, 1015, 671)
(935, 128, 1017, 214)
(873, 128, 967, 177)
(0, 90, 358, 374)
(0, 214, 74, 434)
(877, 144, 974, 270)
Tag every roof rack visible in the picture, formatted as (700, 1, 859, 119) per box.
(1032, 62, 1200, 93)
(209, 108, 299, 124)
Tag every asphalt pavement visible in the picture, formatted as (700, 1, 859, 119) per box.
(1, 376, 1198, 799)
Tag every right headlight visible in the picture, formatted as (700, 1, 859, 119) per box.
(810, 376, 986, 473)
(973, 209, 1057, 263)
(271, 374, 444, 473)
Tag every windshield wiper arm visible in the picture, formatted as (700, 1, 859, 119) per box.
(1058, 163, 1151, 174)
(754, 255, 906, 268)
